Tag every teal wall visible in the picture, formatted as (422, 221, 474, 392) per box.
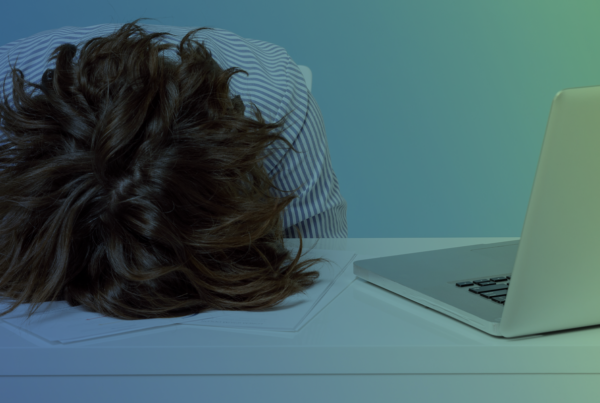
(2, 0, 600, 238)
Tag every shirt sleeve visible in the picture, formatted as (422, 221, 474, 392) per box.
(202, 28, 348, 238)
(270, 59, 348, 239)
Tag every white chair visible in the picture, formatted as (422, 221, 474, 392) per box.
(297, 65, 312, 92)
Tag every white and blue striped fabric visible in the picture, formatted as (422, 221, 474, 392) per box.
(0, 23, 347, 238)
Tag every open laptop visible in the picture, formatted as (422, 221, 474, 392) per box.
(354, 84, 600, 338)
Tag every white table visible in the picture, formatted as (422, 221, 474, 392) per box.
(2, 238, 600, 403)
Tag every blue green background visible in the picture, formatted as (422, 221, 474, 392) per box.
(2, 2, 599, 401)
(2, 0, 599, 239)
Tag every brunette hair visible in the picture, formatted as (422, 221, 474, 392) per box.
(0, 18, 329, 320)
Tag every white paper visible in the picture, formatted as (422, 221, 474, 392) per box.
(0, 299, 226, 343)
(1, 247, 357, 342)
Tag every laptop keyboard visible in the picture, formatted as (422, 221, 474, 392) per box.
(455, 276, 511, 304)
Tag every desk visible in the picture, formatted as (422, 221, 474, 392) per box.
(2, 238, 600, 403)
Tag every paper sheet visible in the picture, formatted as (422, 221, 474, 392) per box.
(1, 248, 357, 343)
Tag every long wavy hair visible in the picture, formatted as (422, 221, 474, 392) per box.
(0, 18, 329, 320)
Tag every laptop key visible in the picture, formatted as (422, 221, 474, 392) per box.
(491, 296, 506, 303)
(477, 281, 496, 286)
(490, 276, 508, 282)
(456, 281, 474, 287)
(473, 279, 492, 285)
(469, 283, 509, 294)
(481, 290, 508, 298)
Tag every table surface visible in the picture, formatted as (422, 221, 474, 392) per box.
(3, 237, 600, 379)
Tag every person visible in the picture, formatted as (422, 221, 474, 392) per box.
(0, 18, 347, 320)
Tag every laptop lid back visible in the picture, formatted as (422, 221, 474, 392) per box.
(501, 85, 600, 337)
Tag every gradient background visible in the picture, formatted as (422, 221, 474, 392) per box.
(3, 2, 600, 401)
(3, 0, 600, 238)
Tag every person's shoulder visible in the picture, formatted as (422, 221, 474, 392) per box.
(0, 24, 125, 69)
(0, 24, 122, 49)
(174, 26, 307, 121)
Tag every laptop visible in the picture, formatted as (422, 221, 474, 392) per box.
(354, 84, 600, 338)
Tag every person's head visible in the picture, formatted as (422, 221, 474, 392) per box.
(0, 18, 327, 320)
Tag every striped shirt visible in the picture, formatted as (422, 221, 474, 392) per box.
(0, 23, 347, 238)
